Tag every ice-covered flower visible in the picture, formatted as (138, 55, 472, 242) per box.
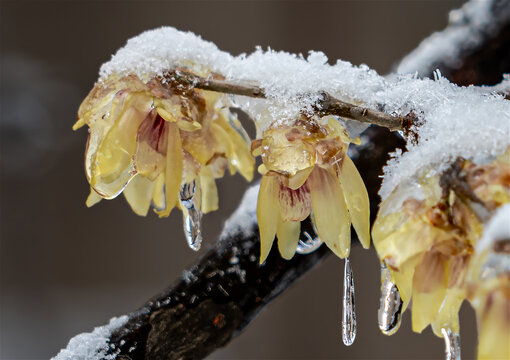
(467, 204, 510, 360)
(252, 116, 370, 263)
(74, 72, 254, 219)
(372, 149, 510, 338)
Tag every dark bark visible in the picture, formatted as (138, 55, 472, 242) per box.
(67, 1, 510, 358)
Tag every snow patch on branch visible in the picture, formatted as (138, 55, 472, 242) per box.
(477, 203, 510, 253)
(52, 315, 128, 360)
(397, 0, 510, 77)
(221, 184, 259, 239)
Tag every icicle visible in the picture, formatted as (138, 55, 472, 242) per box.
(295, 231, 323, 254)
(342, 258, 356, 346)
(378, 262, 403, 335)
(180, 180, 202, 251)
(441, 328, 461, 360)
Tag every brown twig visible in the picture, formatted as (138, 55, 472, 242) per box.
(165, 69, 411, 131)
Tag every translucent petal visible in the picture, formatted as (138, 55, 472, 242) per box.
(86, 188, 102, 207)
(276, 218, 301, 260)
(135, 111, 168, 181)
(476, 290, 510, 360)
(215, 113, 255, 181)
(339, 156, 370, 248)
(309, 167, 351, 258)
(257, 175, 280, 263)
(91, 93, 152, 198)
(155, 122, 182, 218)
(151, 172, 166, 211)
(411, 254, 447, 333)
(123, 174, 156, 216)
(286, 166, 314, 190)
(199, 166, 219, 214)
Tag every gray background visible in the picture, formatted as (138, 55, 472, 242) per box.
(1, 1, 478, 359)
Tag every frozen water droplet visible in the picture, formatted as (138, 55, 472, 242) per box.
(378, 262, 403, 335)
(180, 180, 202, 251)
(441, 328, 461, 360)
(342, 258, 356, 346)
(296, 231, 323, 254)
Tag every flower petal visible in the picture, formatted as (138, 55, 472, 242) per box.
(135, 111, 168, 181)
(257, 175, 280, 263)
(276, 218, 301, 260)
(339, 155, 370, 248)
(199, 166, 219, 214)
(86, 187, 102, 207)
(278, 182, 312, 222)
(123, 174, 156, 216)
(151, 172, 166, 211)
(309, 167, 351, 258)
(155, 122, 182, 218)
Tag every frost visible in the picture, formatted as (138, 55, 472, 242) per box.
(52, 315, 128, 360)
(476, 203, 510, 253)
(397, 0, 510, 77)
(97, 25, 510, 198)
(221, 184, 259, 239)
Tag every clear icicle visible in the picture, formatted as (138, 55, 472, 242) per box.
(441, 328, 461, 360)
(378, 262, 403, 335)
(179, 180, 202, 251)
(296, 231, 323, 254)
(342, 258, 357, 346)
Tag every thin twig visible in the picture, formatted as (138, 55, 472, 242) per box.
(165, 69, 412, 132)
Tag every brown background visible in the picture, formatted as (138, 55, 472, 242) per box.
(1, 1, 478, 359)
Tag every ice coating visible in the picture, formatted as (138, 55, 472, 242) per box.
(97, 26, 510, 199)
(52, 315, 128, 360)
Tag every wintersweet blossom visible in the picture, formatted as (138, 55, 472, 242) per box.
(74, 72, 254, 219)
(372, 148, 510, 339)
(252, 116, 370, 263)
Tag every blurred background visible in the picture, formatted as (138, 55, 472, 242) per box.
(1, 1, 479, 359)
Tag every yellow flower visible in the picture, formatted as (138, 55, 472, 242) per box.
(252, 117, 370, 263)
(372, 149, 510, 338)
(74, 72, 254, 219)
(467, 206, 510, 360)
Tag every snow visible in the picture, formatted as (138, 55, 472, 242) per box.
(476, 203, 510, 253)
(221, 184, 259, 239)
(97, 23, 510, 200)
(52, 315, 128, 360)
(397, 0, 510, 77)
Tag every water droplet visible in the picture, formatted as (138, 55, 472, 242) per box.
(342, 258, 356, 346)
(296, 231, 323, 254)
(441, 328, 461, 360)
(180, 180, 202, 251)
(378, 262, 403, 335)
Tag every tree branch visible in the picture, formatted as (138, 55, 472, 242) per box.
(165, 69, 412, 132)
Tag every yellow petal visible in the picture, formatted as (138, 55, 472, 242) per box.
(155, 122, 182, 218)
(276, 218, 301, 260)
(287, 166, 314, 190)
(278, 182, 312, 222)
(476, 290, 510, 360)
(152, 172, 166, 210)
(135, 110, 168, 180)
(309, 167, 351, 258)
(199, 166, 219, 214)
(86, 188, 102, 207)
(339, 155, 370, 249)
(257, 175, 280, 263)
(123, 174, 156, 216)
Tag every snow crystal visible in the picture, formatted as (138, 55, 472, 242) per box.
(52, 315, 128, 360)
(476, 203, 510, 253)
(99, 27, 233, 81)
(221, 184, 259, 239)
(397, 0, 510, 77)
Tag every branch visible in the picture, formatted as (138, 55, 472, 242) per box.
(166, 69, 412, 132)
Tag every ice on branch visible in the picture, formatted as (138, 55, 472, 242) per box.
(52, 316, 128, 360)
